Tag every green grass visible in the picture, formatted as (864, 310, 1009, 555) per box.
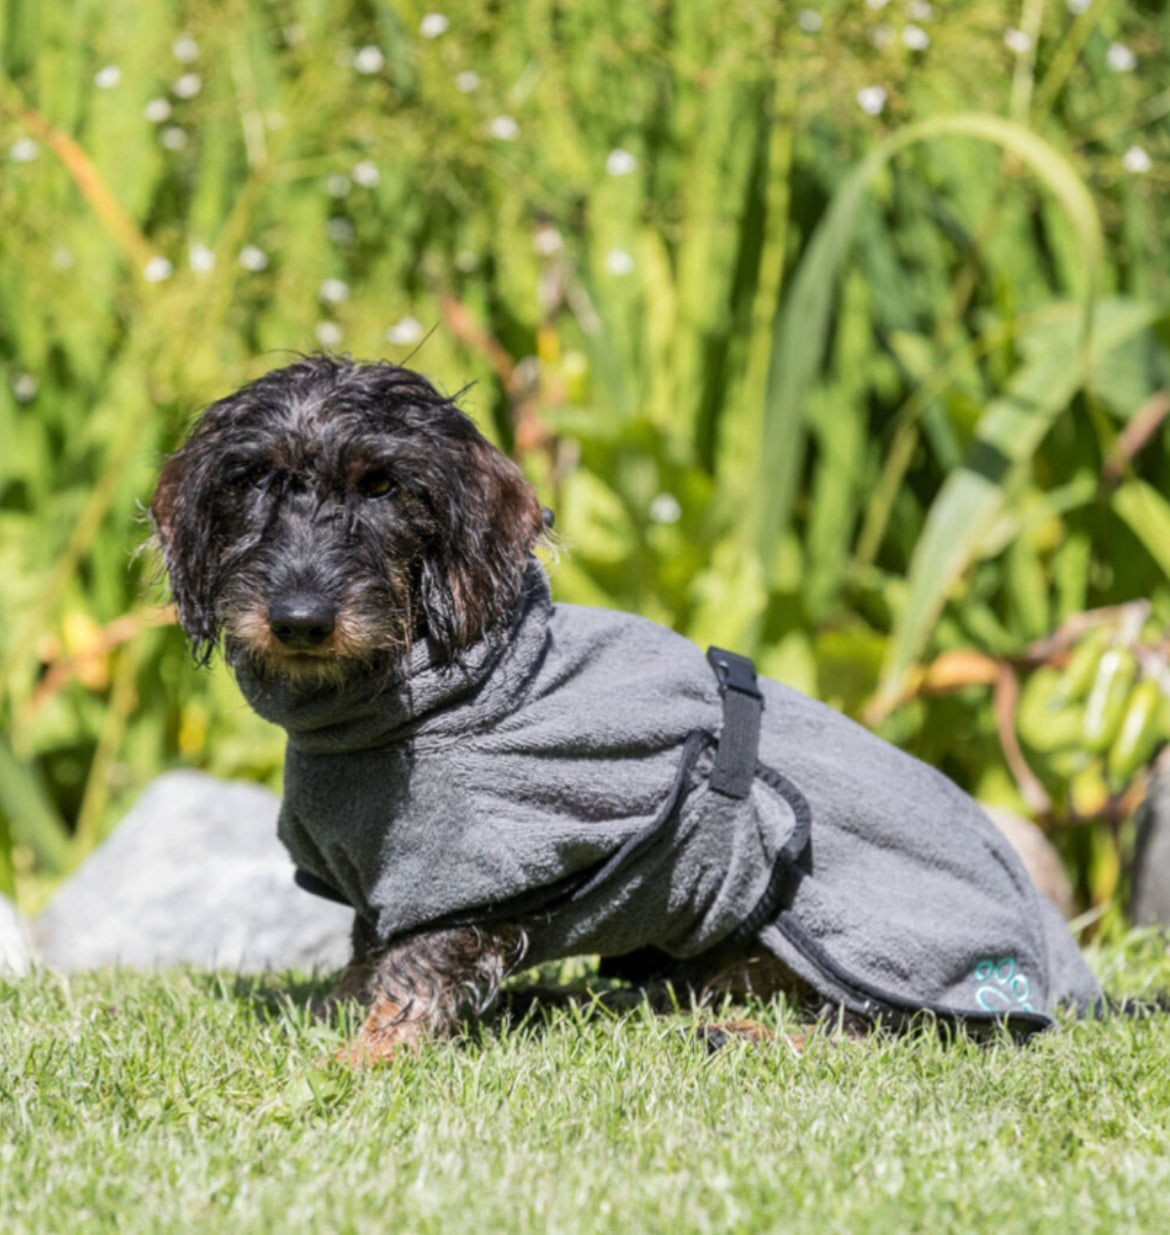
(4, 937, 1170, 1234)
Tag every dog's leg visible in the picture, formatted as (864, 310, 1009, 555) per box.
(336, 925, 526, 1066)
(312, 914, 384, 1022)
(665, 948, 833, 1051)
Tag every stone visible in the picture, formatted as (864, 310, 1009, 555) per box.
(1132, 764, 1170, 928)
(981, 803, 1075, 919)
(0, 894, 32, 978)
(32, 771, 353, 973)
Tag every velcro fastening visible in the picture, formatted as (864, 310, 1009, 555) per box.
(706, 647, 764, 799)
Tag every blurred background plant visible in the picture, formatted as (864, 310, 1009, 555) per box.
(2, 0, 1169, 926)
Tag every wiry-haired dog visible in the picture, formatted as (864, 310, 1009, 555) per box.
(154, 359, 550, 1060)
(152, 357, 1104, 1062)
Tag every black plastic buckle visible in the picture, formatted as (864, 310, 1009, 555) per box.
(706, 647, 763, 701)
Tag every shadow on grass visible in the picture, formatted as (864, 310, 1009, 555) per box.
(209, 963, 706, 1050)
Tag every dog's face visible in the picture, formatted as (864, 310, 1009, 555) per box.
(152, 357, 544, 685)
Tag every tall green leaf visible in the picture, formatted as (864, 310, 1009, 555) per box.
(756, 113, 1104, 575)
(1112, 479, 1170, 581)
(877, 300, 1166, 705)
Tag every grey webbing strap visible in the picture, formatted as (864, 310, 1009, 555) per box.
(706, 647, 764, 799)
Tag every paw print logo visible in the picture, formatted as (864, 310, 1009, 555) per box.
(973, 957, 1035, 1014)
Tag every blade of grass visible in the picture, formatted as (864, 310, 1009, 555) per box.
(74, 638, 143, 859)
(853, 304, 1075, 573)
(1009, 0, 1045, 124)
(1032, 0, 1117, 123)
(0, 78, 155, 271)
(0, 735, 71, 877)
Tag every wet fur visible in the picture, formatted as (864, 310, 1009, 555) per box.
(153, 356, 799, 1061)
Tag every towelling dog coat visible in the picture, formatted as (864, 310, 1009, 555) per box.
(237, 565, 1102, 1033)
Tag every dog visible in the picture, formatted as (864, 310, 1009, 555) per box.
(152, 356, 1103, 1063)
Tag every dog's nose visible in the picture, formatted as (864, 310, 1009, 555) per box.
(267, 594, 337, 650)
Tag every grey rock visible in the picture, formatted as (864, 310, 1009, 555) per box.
(0, 894, 32, 977)
(1132, 762, 1170, 928)
(33, 771, 353, 973)
(981, 803, 1075, 919)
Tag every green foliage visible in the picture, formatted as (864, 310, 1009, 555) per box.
(2, 1, 1170, 910)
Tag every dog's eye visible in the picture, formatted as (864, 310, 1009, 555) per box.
(358, 472, 396, 499)
(233, 463, 269, 490)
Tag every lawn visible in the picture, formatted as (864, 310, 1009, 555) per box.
(3, 936, 1170, 1234)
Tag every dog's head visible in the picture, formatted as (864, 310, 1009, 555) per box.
(151, 356, 545, 684)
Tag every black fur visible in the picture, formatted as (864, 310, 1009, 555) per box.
(151, 356, 798, 1061)
(151, 356, 545, 678)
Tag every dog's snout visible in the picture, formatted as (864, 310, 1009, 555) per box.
(267, 593, 337, 650)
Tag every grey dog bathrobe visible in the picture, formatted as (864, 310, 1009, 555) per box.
(237, 564, 1102, 1032)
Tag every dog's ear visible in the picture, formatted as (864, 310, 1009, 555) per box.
(418, 436, 545, 659)
(150, 438, 221, 662)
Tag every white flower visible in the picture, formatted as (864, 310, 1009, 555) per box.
(870, 24, 893, 48)
(160, 126, 189, 150)
(12, 373, 38, 403)
(315, 322, 344, 348)
(143, 256, 174, 283)
(351, 159, 380, 188)
(386, 316, 424, 346)
(325, 174, 352, 198)
(455, 70, 480, 93)
(354, 45, 385, 74)
(94, 65, 121, 89)
(606, 148, 638, 176)
(320, 278, 350, 304)
(173, 73, 202, 99)
(51, 247, 75, 271)
(419, 13, 449, 38)
(604, 247, 634, 276)
(1004, 29, 1032, 54)
(1122, 145, 1152, 174)
(533, 226, 563, 257)
(327, 218, 355, 244)
(239, 245, 268, 272)
(488, 115, 519, 141)
(906, 0, 934, 18)
(797, 10, 822, 33)
(9, 138, 38, 162)
(902, 24, 929, 50)
(283, 23, 306, 46)
(189, 243, 216, 273)
(1106, 43, 1136, 73)
(173, 35, 198, 63)
(648, 493, 682, 524)
(143, 97, 172, 122)
(1066, 0, 1090, 13)
(856, 86, 887, 116)
(454, 250, 479, 272)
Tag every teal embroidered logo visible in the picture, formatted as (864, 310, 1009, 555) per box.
(973, 957, 1034, 1013)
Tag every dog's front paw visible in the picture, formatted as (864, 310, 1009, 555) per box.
(337, 1021, 424, 1068)
(334, 992, 427, 1068)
